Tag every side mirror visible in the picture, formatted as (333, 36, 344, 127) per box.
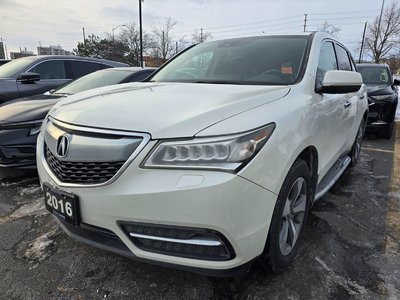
(316, 70, 362, 94)
(393, 78, 400, 86)
(17, 72, 40, 83)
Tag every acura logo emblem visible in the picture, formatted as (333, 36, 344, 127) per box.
(56, 135, 70, 157)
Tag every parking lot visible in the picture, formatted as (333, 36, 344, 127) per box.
(0, 124, 399, 299)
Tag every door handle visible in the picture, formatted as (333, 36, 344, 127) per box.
(344, 102, 351, 108)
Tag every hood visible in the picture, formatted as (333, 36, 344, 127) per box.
(50, 82, 290, 138)
(366, 84, 395, 96)
(0, 98, 61, 123)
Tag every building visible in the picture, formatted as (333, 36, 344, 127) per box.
(0, 42, 5, 59)
(10, 49, 35, 59)
(37, 45, 71, 56)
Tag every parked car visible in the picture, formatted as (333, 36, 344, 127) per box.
(356, 63, 399, 138)
(0, 59, 10, 66)
(0, 55, 128, 103)
(0, 67, 155, 169)
(37, 32, 368, 276)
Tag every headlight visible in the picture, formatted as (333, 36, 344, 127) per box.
(372, 94, 397, 101)
(143, 123, 275, 172)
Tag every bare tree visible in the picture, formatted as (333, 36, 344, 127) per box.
(118, 23, 152, 66)
(152, 17, 177, 60)
(192, 28, 212, 43)
(317, 21, 341, 36)
(364, 2, 400, 63)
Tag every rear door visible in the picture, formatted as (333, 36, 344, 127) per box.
(17, 60, 70, 97)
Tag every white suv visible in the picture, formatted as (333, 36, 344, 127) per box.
(37, 32, 368, 276)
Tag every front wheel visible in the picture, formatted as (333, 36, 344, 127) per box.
(262, 158, 311, 271)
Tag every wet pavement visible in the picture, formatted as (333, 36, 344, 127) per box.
(0, 124, 399, 299)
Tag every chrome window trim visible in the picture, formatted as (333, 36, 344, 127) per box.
(41, 116, 151, 188)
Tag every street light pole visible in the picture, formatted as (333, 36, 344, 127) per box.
(82, 27, 86, 46)
(139, 0, 143, 67)
(112, 24, 126, 42)
(359, 21, 368, 63)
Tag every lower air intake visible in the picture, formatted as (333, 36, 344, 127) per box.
(119, 222, 235, 261)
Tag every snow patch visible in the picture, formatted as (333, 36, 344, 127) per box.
(0, 199, 47, 224)
(24, 229, 61, 261)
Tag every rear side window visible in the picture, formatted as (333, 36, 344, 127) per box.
(128, 70, 154, 82)
(335, 45, 352, 71)
(29, 60, 67, 79)
(316, 42, 337, 88)
(69, 61, 101, 78)
(99, 64, 113, 70)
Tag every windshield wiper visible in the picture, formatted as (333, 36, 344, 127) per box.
(52, 92, 72, 96)
(190, 80, 245, 85)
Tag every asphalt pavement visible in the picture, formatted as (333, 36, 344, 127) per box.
(0, 124, 399, 299)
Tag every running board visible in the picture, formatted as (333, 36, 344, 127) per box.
(314, 156, 351, 201)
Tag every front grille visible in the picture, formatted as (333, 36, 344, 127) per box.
(46, 146, 125, 184)
(119, 222, 235, 261)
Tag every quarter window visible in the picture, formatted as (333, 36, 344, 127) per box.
(316, 42, 338, 89)
(30, 60, 66, 79)
(69, 61, 101, 78)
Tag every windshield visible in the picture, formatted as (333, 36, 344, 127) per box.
(0, 56, 37, 78)
(53, 69, 132, 95)
(357, 66, 391, 85)
(150, 36, 309, 85)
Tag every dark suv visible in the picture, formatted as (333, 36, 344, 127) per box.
(0, 55, 128, 103)
(357, 63, 399, 138)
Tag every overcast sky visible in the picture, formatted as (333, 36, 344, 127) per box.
(0, 0, 394, 58)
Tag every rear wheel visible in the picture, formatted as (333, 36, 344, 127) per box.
(262, 158, 311, 271)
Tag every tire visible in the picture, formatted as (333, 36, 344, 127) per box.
(381, 121, 394, 139)
(350, 119, 365, 167)
(262, 158, 311, 271)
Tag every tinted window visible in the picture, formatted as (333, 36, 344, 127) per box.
(150, 36, 309, 85)
(99, 64, 113, 70)
(29, 60, 66, 79)
(53, 69, 132, 95)
(316, 42, 337, 88)
(128, 70, 154, 82)
(357, 66, 391, 85)
(69, 61, 100, 78)
(335, 45, 352, 71)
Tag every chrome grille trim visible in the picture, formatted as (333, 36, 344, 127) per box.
(41, 117, 151, 188)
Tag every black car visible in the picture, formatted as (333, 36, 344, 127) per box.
(0, 55, 128, 103)
(0, 67, 156, 169)
(357, 63, 400, 138)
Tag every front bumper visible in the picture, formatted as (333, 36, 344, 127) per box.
(0, 127, 38, 169)
(367, 97, 398, 129)
(37, 132, 277, 273)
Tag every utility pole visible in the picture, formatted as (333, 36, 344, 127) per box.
(139, 0, 144, 67)
(200, 28, 204, 43)
(303, 14, 308, 32)
(377, 0, 385, 35)
(82, 27, 86, 46)
(176, 41, 178, 54)
(359, 21, 368, 63)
